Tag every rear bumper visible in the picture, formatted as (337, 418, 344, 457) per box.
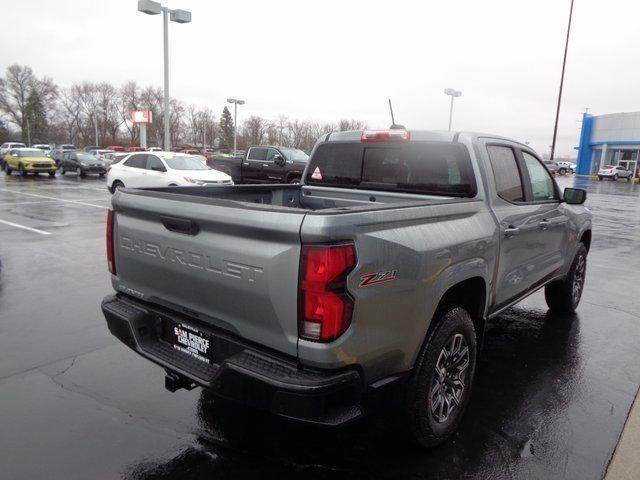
(101, 294, 364, 425)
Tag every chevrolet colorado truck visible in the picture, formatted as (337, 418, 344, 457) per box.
(101, 129, 592, 446)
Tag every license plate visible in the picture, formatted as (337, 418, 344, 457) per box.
(163, 320, 213, 364)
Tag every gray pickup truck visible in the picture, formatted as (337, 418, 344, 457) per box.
(101, 129, 591, 446)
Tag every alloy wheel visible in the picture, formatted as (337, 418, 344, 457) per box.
(572, 254, 586, 305)
(430, 333, 470, 423)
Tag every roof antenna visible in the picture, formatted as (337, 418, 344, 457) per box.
(388, 99, 405, 130)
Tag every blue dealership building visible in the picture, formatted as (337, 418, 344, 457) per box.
(576, 112, 640, 175)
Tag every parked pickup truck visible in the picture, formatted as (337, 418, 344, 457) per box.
(101, 129, 592, 447)
(209, 145, 309, 184)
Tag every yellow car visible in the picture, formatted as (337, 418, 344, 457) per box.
(4, 148, 57, 177)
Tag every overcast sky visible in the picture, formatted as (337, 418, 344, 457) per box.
(0, 0, 637, 156)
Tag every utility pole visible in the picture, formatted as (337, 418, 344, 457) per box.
(550, 0, 575, 161)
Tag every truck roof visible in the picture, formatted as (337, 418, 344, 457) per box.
(323, 129, 530, 149)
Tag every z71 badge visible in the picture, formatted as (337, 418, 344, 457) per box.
(359, 269, 398, 288)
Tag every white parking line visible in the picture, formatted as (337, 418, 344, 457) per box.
(0, 218, 51, 235)
(0, 189, 108, 209)
(0, 198, 108, 207)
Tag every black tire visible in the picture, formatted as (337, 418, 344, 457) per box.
(287, 176, 301, 184)
(110, 180, 124, 194)
(19, 164, 27, 176)
(545, 243, 588, 313)
(99, 172, 105, 178)
(613, 174, 618, 181)
(404, 307, 477, 448)
(597, 176, 602, 181)
(5, 164, 12, 175)
(48, 172, 55, 177)
(78, 168, 85, 177)
(559, 168, 566, 175)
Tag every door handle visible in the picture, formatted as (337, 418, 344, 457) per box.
(504, 226, 520, 237)
(160, 215, 199, 235)
(539, 220, 550, 230)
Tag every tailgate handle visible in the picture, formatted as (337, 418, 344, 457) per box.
(160, 215, 199, 235)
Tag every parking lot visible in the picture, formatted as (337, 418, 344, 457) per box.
(0, 172, 638, 480)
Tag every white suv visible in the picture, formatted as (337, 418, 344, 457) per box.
(107, 151, 232, 193)
(597, 164, 633, 181)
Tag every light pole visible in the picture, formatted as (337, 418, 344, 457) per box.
(549, 0, 575, 161)
(444, 88, 462, 131)
(137, 0, 191, 151)
(227, 98, 245, 155)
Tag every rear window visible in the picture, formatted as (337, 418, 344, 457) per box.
(304, 142, 476, 197)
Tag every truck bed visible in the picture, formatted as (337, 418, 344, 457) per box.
(123, 183, 470, 213)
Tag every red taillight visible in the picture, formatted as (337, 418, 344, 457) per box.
(361, 130, 411, 143)
(299, 244, 356, 342)
(106, 209, 115, 275)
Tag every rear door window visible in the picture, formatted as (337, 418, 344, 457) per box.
(124, 154, 148, 169)
(248, 148, 268, 161)
(487, 145, 525, 202)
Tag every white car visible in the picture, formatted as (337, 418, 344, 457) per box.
(107, 151, 233, 193)
(1, 141, 26, 158)
(556, 161, 576, 174)
(32, 143, 52, 155)
(88, 149, 115, 160)
(597, 164, 633, 181)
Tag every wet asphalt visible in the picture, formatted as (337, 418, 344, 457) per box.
(0, 172, 638, 480)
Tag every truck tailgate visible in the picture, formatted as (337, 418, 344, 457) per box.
(111, 190, 305, 357)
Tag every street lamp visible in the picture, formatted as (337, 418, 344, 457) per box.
(227, 98, 245, 156)
(137, 0, 191, 151)
(444, 88, 462, 131)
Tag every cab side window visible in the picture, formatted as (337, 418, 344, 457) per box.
(124, 154, 148, 169)
(522, 152, 557, 201)
(266, 148, 280, 161)
(487, 145, 525, 203)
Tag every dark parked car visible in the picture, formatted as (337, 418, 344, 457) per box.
(59, 151, 107, 177)
(50, 144, 76, 165)
(209, 146, 310, 184)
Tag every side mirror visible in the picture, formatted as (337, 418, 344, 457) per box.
(273, 153, 285, 166)
(564, 187, 586, 205)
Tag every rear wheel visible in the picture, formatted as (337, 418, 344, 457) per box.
(545, 243, 587, 313)
(559, 168, 567, 175)
(5, 164, 12, 175)
(403, 307, 476, 447)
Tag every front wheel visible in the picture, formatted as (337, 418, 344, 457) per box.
(109, 180, 124, 194)
(5, 164, 12, 175)
(48, 172, 56, 177)
(545, 243, 588, 313)
(559, 168, 566, 175)
(403, 307, 476, 448)
(19, 164, 27, 176)
(78, 168, 85, 177)
(613, 174, 618, 181)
